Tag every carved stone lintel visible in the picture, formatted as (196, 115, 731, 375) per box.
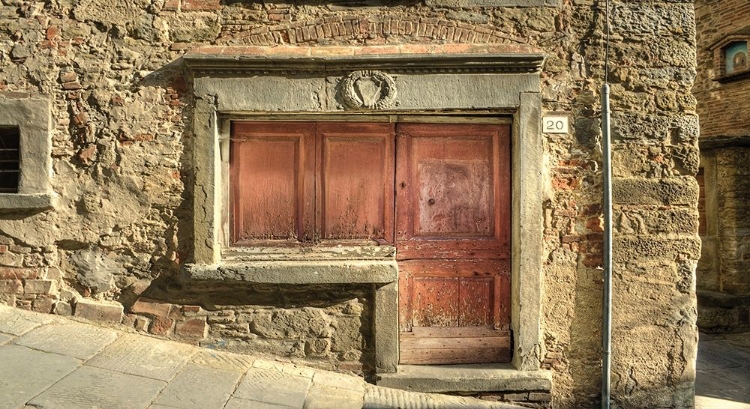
(340, 70, 397, 110)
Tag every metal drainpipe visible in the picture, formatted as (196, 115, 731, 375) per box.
(601, 82, 612, 409)
(601, 0, 613, 408)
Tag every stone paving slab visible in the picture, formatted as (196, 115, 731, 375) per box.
(700, 340, 750, 367)
(13, 321, 119, 360)
(305, 383, 363, 409)
(704, 367, 750, 390)
(152, 363, 243, 409)
(0, 345, 81, 409)
(234, 367, 312, 408)
(253, 358, 316, 378)
(225, 397, 296, 409)
(28, 365, 166, 409)
(86, 333, 195, 381)
(189, 348, 256, 372)
(696, 395, 750, 409)
(312, 370, 366, 393)
(0, 305, 56, 336)
(696, 332, 750, 409)
(0, 333, 11, 345)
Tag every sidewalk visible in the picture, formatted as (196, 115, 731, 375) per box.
(0, 305, 521, 409)
(696, 331, 750, 409)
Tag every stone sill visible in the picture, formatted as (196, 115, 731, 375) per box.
(0, 193, 55, 211)
(376, 364, 552, 394)
(183, 259, 398, 285)
(714, 69, 750, 83)
(223, 245, 396, 261)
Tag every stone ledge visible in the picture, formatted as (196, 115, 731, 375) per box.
(183, 260, 398, 284)
(0, 193, 56, 211)
(375, 364, 552, 394)
(698, 290, 750, 308)
(184, 44, 546, 75)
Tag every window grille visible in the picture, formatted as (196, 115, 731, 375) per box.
(0, 126, 20, 193)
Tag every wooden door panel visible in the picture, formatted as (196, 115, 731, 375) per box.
(412, 278, 460, 327)
(231, 122, 315, 245)
(399, 259, 510, 332)
(416, 159, 492, 236)
(317, 123, 395, 244)
(395, 123, 511, 260)
(459, 278, 493, 326)
(400, 327, 511, 365)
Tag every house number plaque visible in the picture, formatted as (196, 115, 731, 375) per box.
(543, 116, 569, 134)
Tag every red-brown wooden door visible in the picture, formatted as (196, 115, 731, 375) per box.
(396, 123, 511, 365)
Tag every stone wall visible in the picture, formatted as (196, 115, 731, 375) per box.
(694, 0, 750, 333)
(0, 1, 698, 408)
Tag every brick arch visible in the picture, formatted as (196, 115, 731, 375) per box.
(217, 16, 524, 46)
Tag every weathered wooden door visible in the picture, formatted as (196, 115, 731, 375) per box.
(396, 123, 511, 365)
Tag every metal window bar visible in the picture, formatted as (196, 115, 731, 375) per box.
(0, 126, 20, 193)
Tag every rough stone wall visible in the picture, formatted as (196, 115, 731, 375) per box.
(0, 1, 698, 408)
(694, 0, 750, 333)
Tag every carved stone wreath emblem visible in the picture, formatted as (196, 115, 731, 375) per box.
(340, 70, 397, 110)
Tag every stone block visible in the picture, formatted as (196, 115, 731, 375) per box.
(207, 310, 235, 324)
(613, 177, 698, 206)
(134, 316, 150, 332)
(130, 297, 173, 318)
(150, 316, 174, 336)
(53, 301, 73, 316)
(74, 299, 123, 323)
(182, 305, 202, 314)
(529, 392, 552, 402)
(250, 309, 331, 339)
(0, 267, 38, 280)
(0, 294, 16, 307)
(0, 279, 23, 294)
(613, 236, 701, 263)
(504, 392, 530, 400)
(331, 315, 362, 353)
(70, 249, 120, 294)
(182, 0, 221, 11)
(24, 279, 56, 295)
(162, 0, 179, 11)
(59, 71, 77, 83)
(175, 319, 208, 339)
(32, 296, 55, 313)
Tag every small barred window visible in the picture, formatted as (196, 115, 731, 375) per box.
(0, 126, 20, 193)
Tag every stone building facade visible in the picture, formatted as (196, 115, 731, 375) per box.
(694, 0, 750, 333)
(0, 1, 699, 408)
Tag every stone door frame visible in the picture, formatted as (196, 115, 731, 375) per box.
(184, 44, 546, 373)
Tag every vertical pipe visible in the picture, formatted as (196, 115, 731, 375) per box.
(601, 83, 613, 409)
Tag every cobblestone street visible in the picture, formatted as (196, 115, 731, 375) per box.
(696, 332, 750, 409)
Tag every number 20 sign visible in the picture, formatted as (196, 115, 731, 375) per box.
(542, 116, 569, 134)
